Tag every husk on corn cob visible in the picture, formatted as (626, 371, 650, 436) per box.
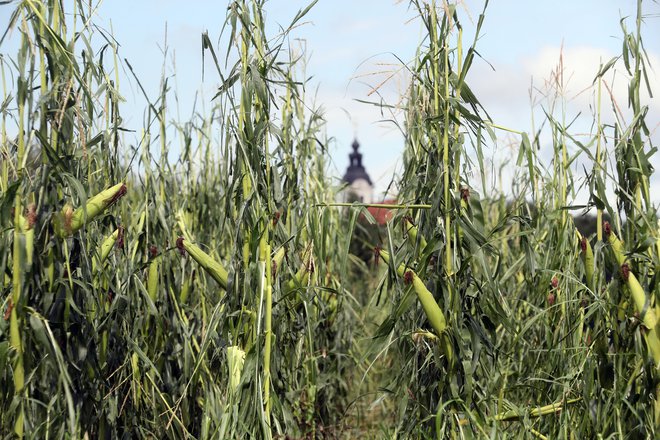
(54, 182, 127, 238)
(147, 254, 161, 303)
(16, 206, 35, 268)
(576, 230, 595, 293)
(92, 227, 121, 273)
(271, 246, 286, 279)
(376, 247, 453, 363)
(176, 237, 228, 289)
(284, 243, 315, 294)
(404, 215, 427, 255)
(227, 345, 246, 396)
(604, 222, 660, 366)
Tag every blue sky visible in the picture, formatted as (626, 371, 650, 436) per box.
(2, 0, 659, 202)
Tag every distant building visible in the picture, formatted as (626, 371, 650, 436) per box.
(342, 139, 373, 203)
(341, 139, 395, 226)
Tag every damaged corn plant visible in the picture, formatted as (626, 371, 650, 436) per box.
(0, 0, 352, 438)
(358, 0, 659, 438)
(1, 0, 659, 438)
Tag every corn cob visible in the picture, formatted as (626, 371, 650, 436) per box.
(180, 270, 193, 304)
(604, 222, 660, 366)
(227, 345, 246, 396)
(147, 255, 161, 303)
(176, 237, 228, 289)
(576, 230, 595, 293)
(493, 398, 580, 421)
(16, 207, 35, 268)
(404, 216, 427, 254)
(376, 247, 453, 363)
(92, 228, 121, 273)
(283, 243, 315, 293)
(271, 246, 286, 279)
(54, 182, 126, 237)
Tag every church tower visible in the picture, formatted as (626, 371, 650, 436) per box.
(341, 139, 373, 203)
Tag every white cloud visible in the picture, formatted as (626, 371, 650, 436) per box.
(523, 45, 660, 117)
(465, 43, 660, 205)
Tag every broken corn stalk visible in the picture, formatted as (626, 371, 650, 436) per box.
(54, 182, 127, 237)
(176, 237, 228, 289)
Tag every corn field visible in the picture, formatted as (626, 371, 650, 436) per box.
(1, 0, 659, 438)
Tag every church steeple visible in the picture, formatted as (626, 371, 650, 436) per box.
(341, 139, 373, 203)
(342, 139, 372, 186)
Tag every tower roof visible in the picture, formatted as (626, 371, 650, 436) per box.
(342, 139, 373, 186)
